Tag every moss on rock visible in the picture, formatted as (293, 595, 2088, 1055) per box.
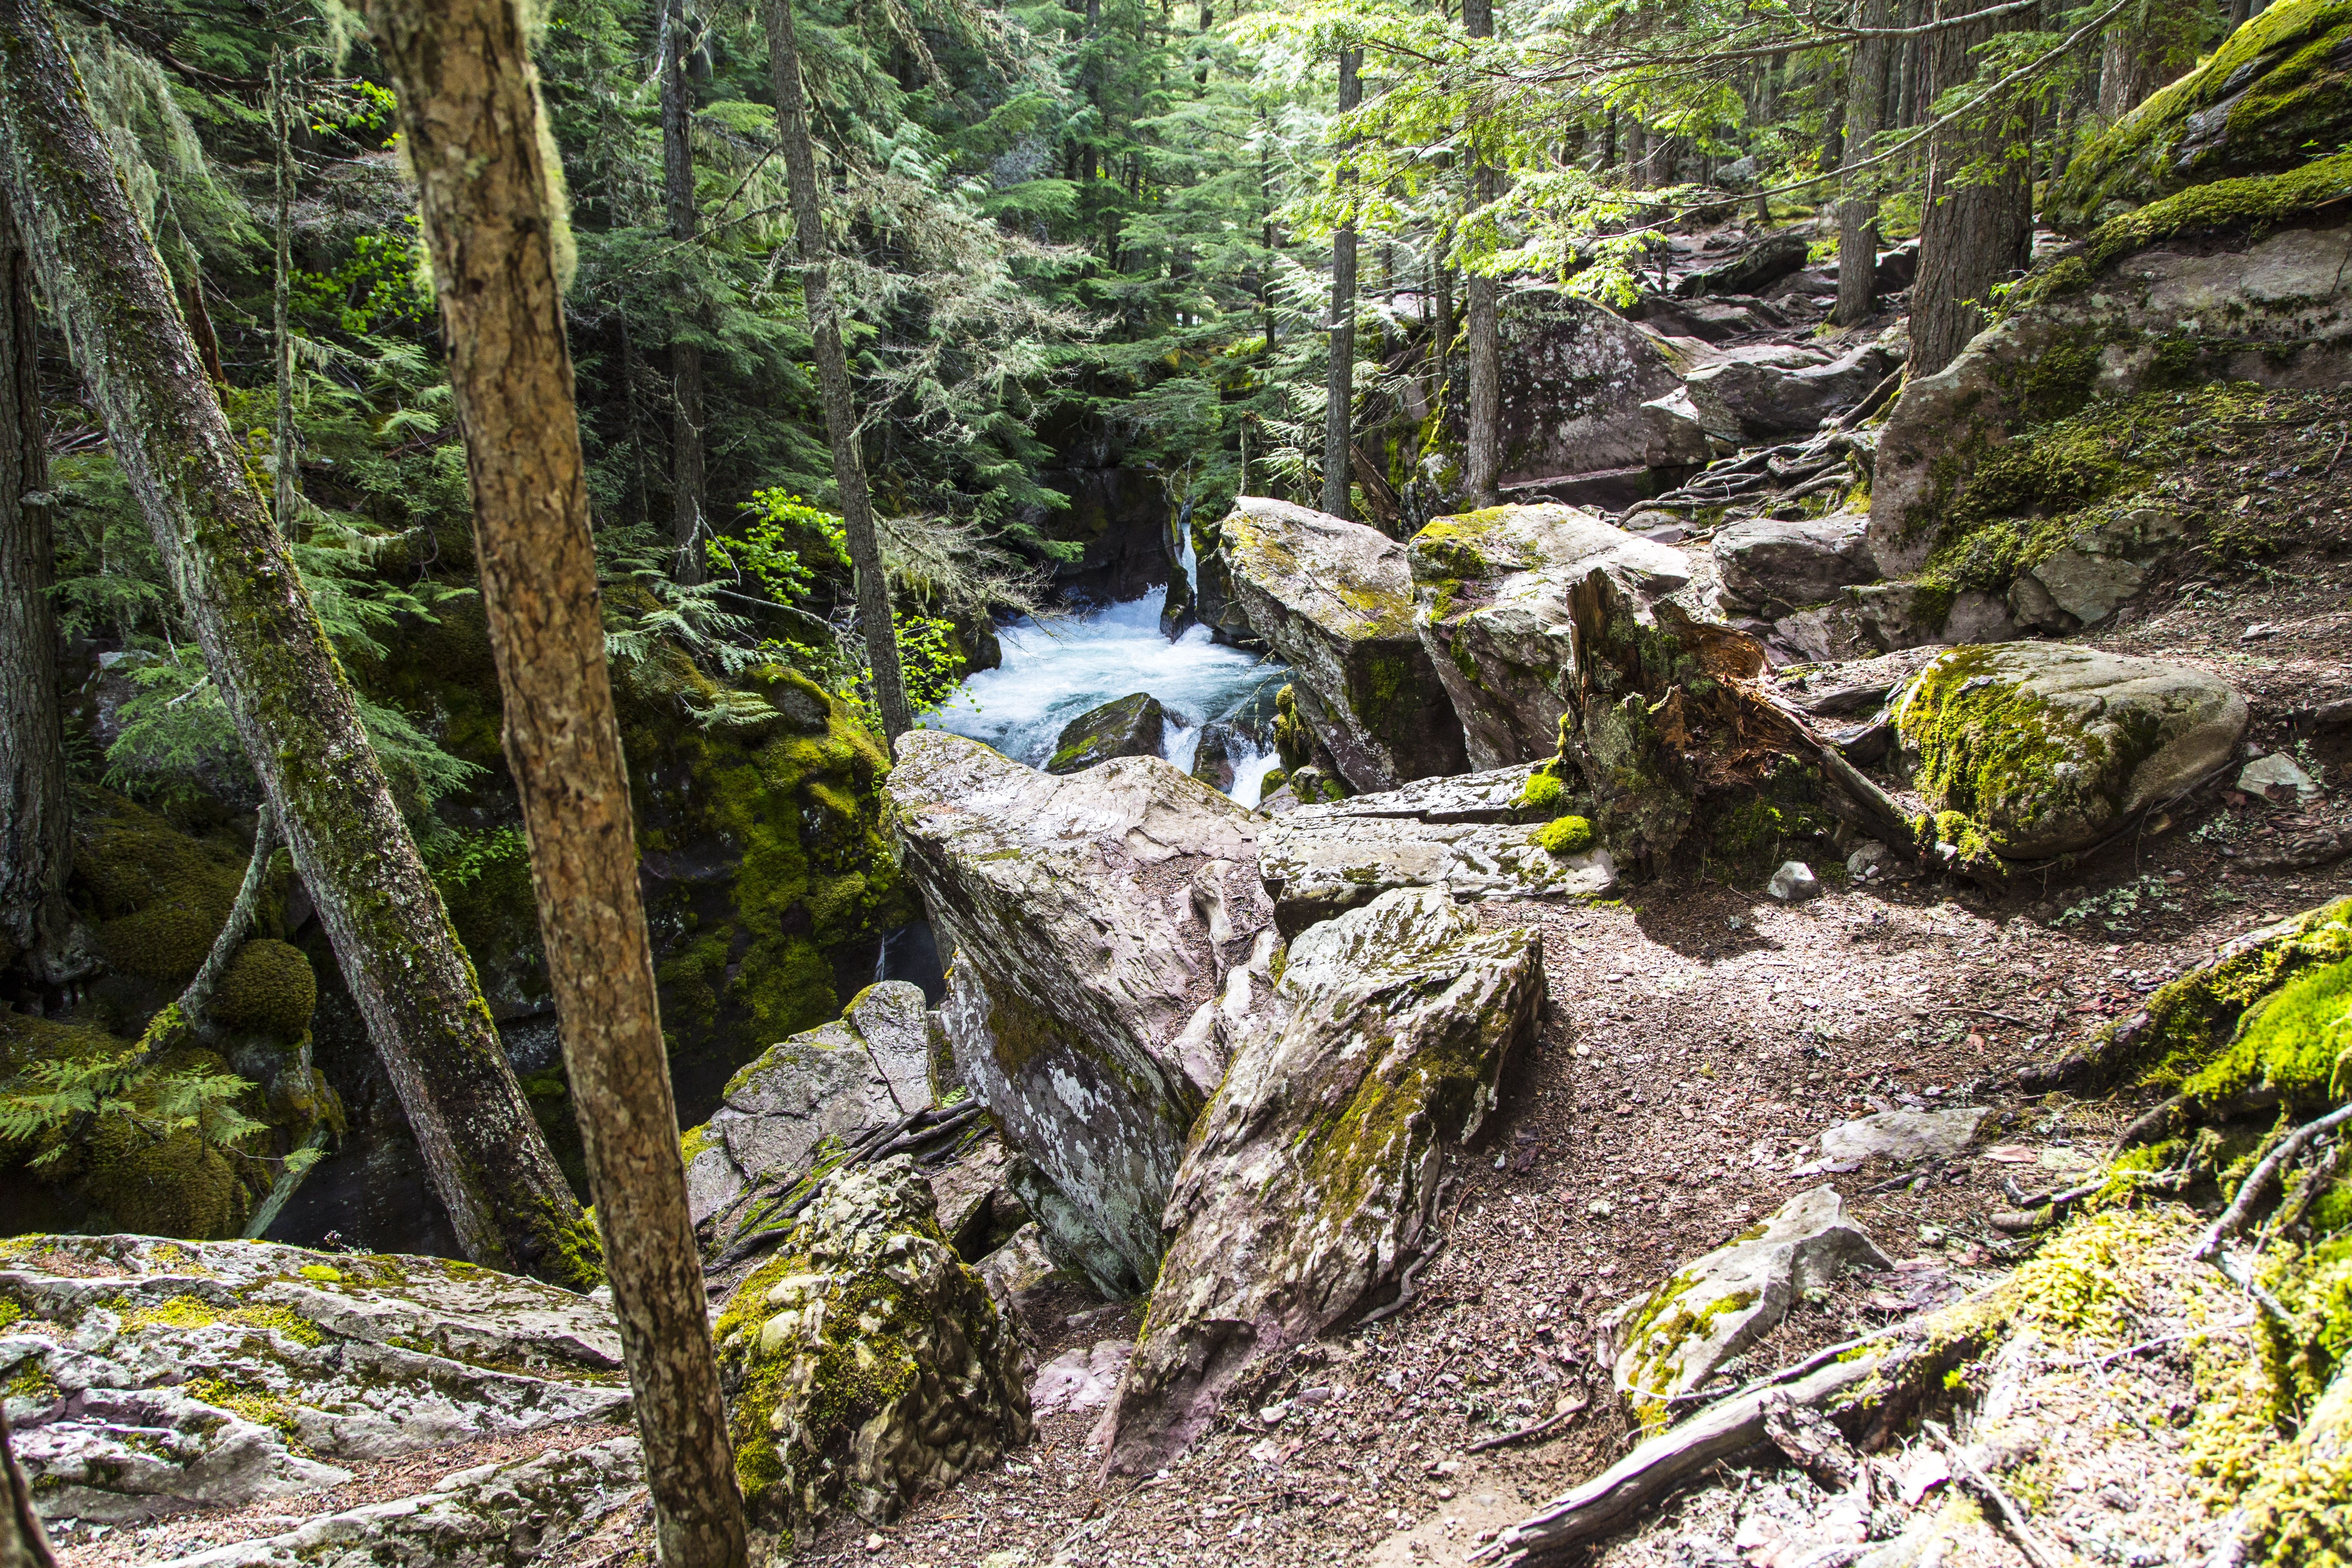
(2047, 0, 2352, 230)
(209, 939, 318, 1040)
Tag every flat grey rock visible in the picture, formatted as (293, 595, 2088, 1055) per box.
(1715, 514, 1875, 612)
(1817, 1107, 1992, 1166)
(1614, 1186, 1892, 1417)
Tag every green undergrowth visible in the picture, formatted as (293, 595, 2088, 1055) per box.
(2099, 898, 2352, 1092)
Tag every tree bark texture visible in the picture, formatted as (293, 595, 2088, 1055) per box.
(761, 0, 911, 742)
(0, 0, 596, 1285)
(0, 192, 85, 1001)
(2098, 0, 2200, 122)
(1910, 0, 2033, 379)
(1321, 47, 1360, 521)
(662, 0, 706, 586)
(0, 1409, 54, 1568)
(1461, 0, 1501, 506)
(1833, 0, 1892, 327)
(359, 0, 750, 1560)
(270, 52, 298, 533)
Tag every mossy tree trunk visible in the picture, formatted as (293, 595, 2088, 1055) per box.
(761, 0, 911, 743)
(1321, 47, 1360, 522)
(0, 0, 596, 1285)
(662, 0, 707, 588)
(359, 0, 751, 1560)
(1832, 0, 1891, 328)
(1461, 0, 1501, 507)
(0, 192, 88, 1004)
(1910, 0, 2034, 378)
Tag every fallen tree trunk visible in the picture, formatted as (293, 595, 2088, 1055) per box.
(0, 0, 596, 1287)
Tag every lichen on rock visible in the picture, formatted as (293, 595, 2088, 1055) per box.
(1100, 887, 1542, 1472)
(710, 1156, 1030, 1539)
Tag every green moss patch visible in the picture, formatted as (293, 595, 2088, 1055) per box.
(209, 940, 318, 1040)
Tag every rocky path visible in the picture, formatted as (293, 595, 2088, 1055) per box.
(782, 729, 2352, 1566)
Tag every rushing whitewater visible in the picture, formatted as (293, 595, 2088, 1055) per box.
(923, 586, 1287, 806)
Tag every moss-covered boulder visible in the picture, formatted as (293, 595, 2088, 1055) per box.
(1892, 644, 2247, 860)
(0, 1234, 628, 1526)
(1409, 503, 1691, 770)
(711, 1157, 1030, 1539)
(1867, 178, 2352, 580)
(1198, 497, 1467, 791)
(1046, 691, 1167, 774)
(682, 981, 933, 1254)
(1612, 1186, 1891, 1427)
(889, 731, 1272, 1294)
(2047, 0, 2352, 230)
(1101, 887, 1542, 1472)
(617, 646, 914, 1120)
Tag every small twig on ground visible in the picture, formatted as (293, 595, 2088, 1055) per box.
(1923, 1419, 2069, 1568)
(1362, 1239, 1445, 1325)
(1468, 1392, 1591, 1453)
(2191, 1102, 2352, 1262)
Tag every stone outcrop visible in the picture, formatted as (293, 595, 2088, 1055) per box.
(1893, 644, 2248, 861)
(1670, 229, 1809, 299)
(1196, 498, 1467, 792)
(681, 981, 932, 1250)
(1101, 888, 1543, 1470)
(1048, 692, 1167, 774)
(0, 1235, 628, 1528)
(1869, 195, 2352, 580)
(1613, 1187, 1891, 1422)
(1408, 503, 1691, 770)
(713, 1158, 1030, 1538)
(1257, 765, 1617, 933)
(2046, 0, 2352, 228)
(1682, 343, 1895, 442)
(889, 732, 1272, 1292)
(1713, 514, 1875, 615)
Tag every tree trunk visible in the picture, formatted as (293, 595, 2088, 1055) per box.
(1461, 0, 1501, 506)
(761, 0, 911, 742)
(0, 0, 597, 1288)
(0, 1408, 54, 1568)
(1910, 0, 2033, 379)
(1833, 0, 1892, 327)
(270, 52, 299, 533)
(359, 0, 751, 1561)
(662, 0, 706, 586)
(2098, 0, 2198, 122)
(1430, 223, 1453, 399)
(1321, 47, 1360, 521)
(0, 192, 85, 1004)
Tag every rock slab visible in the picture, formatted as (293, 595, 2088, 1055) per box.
(682, 981, 932, 1246)
(713, 1158, 1030, 1537)
(1102, 888, 1544, 1471)
(889, 732, 1271, 1292)
(0, 1235, 628, 1527)
(1613, 1187, 1891, 1419)
(1049, 692, 1168, 774)
(1410, 503, 1691, 770)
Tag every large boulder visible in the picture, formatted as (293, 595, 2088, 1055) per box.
(1258, 766, 1617, 933)
(1714, 514, 1876, 613)
(1101, 888, 1543, 1470)
(1670, 229, 1809, 299)
(1892, 644, 2248, 860)
(1408, 503, 1692, 770)
(0, 1235, 628, 1526)
(1868, 185, 2352, 579)
(1196, 499, 1467, 792)
(1613, 1187, 1891, 1424)
(681, 981, 933, 1250)
(2047, 0, 2352, 229)
(1683, 342, 1895, 441)
(712, 1158, 1030, 1539)
(888, 732, 1272, 1293)
(1048, 692, 1167, 774)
